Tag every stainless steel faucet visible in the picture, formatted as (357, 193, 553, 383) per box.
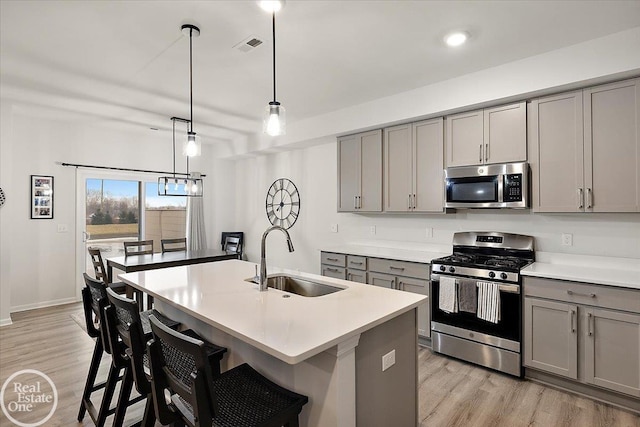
(260, 225, 295, 291)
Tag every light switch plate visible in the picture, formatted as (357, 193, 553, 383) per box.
(330, 224, 338, 233)
(370, 225, 376, 236)
(57, 224, 69, 233)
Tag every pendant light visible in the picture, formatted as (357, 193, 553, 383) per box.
(262, 2, 286, 136)
(182, 24, 201, 157)
(158, 117, 203, 197)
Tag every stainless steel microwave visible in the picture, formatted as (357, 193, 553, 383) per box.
(444, 162, 529, 209)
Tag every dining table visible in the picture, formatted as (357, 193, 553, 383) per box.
(106, 248, 239, 307)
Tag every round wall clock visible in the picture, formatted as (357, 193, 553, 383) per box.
(265, 178, 300, 229)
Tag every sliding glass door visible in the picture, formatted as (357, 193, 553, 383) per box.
(75, 170, 186, 294)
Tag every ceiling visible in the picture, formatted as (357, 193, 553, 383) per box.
(2, 1, 640, 147)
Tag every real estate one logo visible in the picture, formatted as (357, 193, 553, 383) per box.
(1, 369, 58, 427)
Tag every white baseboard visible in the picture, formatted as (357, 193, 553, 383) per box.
(10, 297, 79, 314)
(0, 317, 12, 327)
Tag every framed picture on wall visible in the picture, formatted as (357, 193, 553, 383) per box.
(31, 175, 54, 219)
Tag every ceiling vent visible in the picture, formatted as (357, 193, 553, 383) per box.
(233, 35, 263, 53)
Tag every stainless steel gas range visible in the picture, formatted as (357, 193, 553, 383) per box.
(430, 231, 535, 377)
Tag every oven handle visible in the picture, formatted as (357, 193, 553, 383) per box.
(431, 274, 520, 294)
(476, 282, 520, 294)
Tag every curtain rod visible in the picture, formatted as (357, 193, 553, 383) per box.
(59, 162, 206, 177)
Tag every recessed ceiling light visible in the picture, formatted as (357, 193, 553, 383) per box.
(445, 31, 469, 47)
(258, 1, 285, 13)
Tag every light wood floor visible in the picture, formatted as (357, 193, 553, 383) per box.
(0, 303, 638, 427)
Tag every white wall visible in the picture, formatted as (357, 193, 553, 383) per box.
(231, 29, 640, 274)
(0, 107, 222, 320)
(1, 28, 639, 322)
(235, 141, 640, 276)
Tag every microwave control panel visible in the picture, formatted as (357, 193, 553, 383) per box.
(503, 174, 523, 202)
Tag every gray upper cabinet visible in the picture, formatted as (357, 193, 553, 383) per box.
(383, 118, 444, 212)
(584, 79, 640, 212)
(529, 78, 640, 212)
(445, 102, 526, 167)
(337, 130, 383, 212)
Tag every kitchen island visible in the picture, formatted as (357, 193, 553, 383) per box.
(119, 259, 425, 427)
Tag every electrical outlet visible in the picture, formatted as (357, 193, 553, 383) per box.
(57, 224, 69, 233)
(370, 225, 376, 235)
(562, 233, 573, 246)
(330, 224, 338, 233)
(425, 227, 433, 238)
(382, 349, 396, 371)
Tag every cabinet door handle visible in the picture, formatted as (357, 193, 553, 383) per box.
(577, 188, 584, 210)
(354, 195, 358, 209)
(327, 267, 340, 273)
(408, 194, 412, 210)
(358, 196, 362, 209)
(389, 266, 405, 271)
(570, 309, 576, 333)
(350, 261, 363, 265)
(587, 188, 592, 209)
(567, 290, 596, 298)
(485, 143, 489, 161)
(327, 257, 339, 261)
(588, 312, 593, 336)
(479, 144, 483, 162)
(413, 194, 416, 209)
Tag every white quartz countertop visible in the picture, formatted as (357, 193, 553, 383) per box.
(522, 262, 640, 290)
(119, 260, 425, 364)
(321, 245, 449, 264)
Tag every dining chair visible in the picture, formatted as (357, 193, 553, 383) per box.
(123, 240, 154, 309)
(223, 236, 242, 259)
(87, 247, 127, 294)
(147, 315, 308, 427)
(161, 237, 187, 253)
(78, 273, 131, 427)
(221, 231, 243, 259)
(124, 240, 154, 256)
(103, 289, 227, 427)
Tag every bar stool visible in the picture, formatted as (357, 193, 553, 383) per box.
(103, 288, 227, 427)
(77, 273, 130, 427)
(147, 315, 308, 427)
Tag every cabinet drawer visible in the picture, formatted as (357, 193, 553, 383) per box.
(347, 269, 367, 283)
(368, 272, 395, 289)
(321, 252, 346, 267)
(524, 277, 640, 314)
(322, 265, 346, 280)
(368, 258, 430, 280)
(347, 255, 367, 270)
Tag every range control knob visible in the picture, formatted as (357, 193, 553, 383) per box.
(488, 271, 496, 279)
(439, 265, 446, 272)
(448, 266, 456, 273)
(500, 272, 508, 280)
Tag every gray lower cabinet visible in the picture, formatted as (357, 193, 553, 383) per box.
(321, 251, 431, 339)
(524, 298, 578, 379)
(346, 255, 367, 283)
(524, 276, 640, 398)
(321, 252, 346, 280)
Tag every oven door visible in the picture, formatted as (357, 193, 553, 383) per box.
(431, 274, 521, 344)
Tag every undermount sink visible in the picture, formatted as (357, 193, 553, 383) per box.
(246, 274, 344, 297)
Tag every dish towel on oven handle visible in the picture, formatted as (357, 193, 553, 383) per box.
(477, 281, 500, 323)
(438, 276, 458, 314)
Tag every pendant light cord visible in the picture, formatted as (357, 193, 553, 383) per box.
(272, 11, 277, 103)
(189, 28, 194, 133)
(172, 118, 176, 178)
